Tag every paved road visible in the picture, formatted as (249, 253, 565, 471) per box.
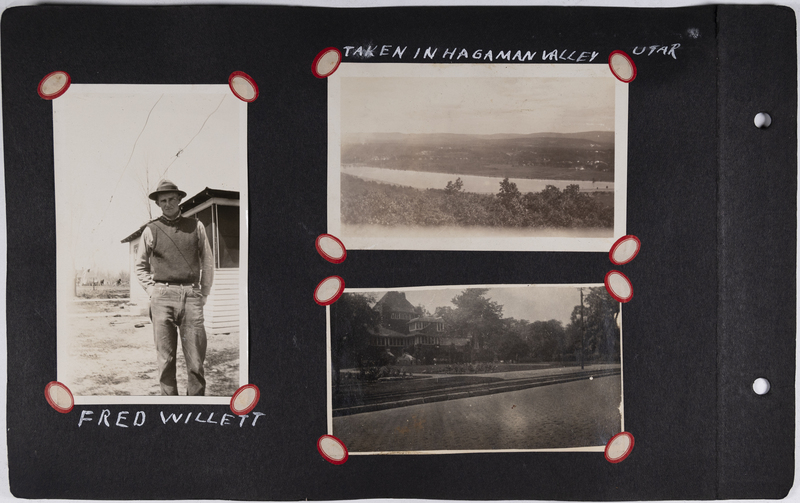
(474, 363, 620, 380)
(333, 374, 621, 452)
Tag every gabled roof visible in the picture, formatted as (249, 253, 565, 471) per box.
(373, 291, 416, 314)
(409, 326, 442, 336)
(121, 188, 239, 243)
(121, 220, 156, 244)
(409, 316, 443, 324)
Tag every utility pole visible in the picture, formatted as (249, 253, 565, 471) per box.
(579, 288, 585, 370)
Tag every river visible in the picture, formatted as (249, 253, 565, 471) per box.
(341, 166, 614, 194)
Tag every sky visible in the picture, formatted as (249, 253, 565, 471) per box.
(341, 75, 615, 135)
(362, 284, 598, 326)
(52, 84, 246, 275)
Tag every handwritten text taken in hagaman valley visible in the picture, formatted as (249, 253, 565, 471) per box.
(343, 46, 599, 62)
(342, 44, 681, 61)
(76, 409, 265, 428)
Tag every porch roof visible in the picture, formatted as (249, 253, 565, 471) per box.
(120, 188, 239, 243)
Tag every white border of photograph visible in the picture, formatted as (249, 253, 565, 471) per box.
(53, 84, 249, 405)
(326, 283, 624, 454)
(328, 63, 628, 252)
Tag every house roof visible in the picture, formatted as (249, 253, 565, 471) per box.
(181, 187, 239, 213)
(409, 327, 442, 337)
(121, 187, 239, 243)
(121, 225, 149, 244)
(369, 326, 409, 338)
(373, 291, 416, 314)
(409, 316, 443, 324)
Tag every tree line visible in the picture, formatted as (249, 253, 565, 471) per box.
(331, 287, 620, 379)
(433, 287, 620, 364)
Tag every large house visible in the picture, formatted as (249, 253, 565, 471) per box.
(369, 291, 469, 362)
(121, 188, 241, 335)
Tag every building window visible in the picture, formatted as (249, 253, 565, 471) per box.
(215, 205, 239, 268)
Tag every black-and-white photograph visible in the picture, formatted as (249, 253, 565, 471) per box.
(53, 85, 248, 404)
(328, 63, 628, 251)
(327, 284, 623, 453)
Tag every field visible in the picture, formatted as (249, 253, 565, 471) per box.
(475, 163, 614, 182)
(60, 298, 240, 397)
(342, 131, 615, 182)
(75, 285, 130, 299)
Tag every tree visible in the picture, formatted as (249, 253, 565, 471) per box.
(564, 287, 621, 364)
(497, 333, 530, 362)
(529, 319, 566, 362)
(437, 289, 505, 361)
(498, 177, 522, 209)
(330, 293, 381, 386)
(444, 177, 464, 194)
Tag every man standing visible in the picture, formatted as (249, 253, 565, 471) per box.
(135, 180, 214, 396)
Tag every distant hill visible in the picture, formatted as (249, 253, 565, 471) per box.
(340, 131, 615, 181)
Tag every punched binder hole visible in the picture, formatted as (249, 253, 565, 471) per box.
(752, 377, 771, 395)
(754, 112, 772, 129)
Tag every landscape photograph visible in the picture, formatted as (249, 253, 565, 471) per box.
(327, 284, 623, 453)
(328, 63, 628, 251)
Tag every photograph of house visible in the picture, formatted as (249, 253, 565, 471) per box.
(368, 291, 470, 364)
(328, 284, 623, 453)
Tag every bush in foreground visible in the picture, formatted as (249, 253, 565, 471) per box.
(341, 174, 613, 228)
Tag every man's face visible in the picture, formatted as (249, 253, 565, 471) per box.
(157, 192, 182, 219)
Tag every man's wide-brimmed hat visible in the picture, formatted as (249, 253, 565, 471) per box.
(149, 180, 187, 201)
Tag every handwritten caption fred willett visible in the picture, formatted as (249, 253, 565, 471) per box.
(77, 409, 265, 428)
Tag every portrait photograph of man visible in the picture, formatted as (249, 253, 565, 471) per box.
(52, 85, 248, 404)
(136, 180, 215, 396)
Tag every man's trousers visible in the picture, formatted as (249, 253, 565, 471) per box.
(149, 284, 207, 396)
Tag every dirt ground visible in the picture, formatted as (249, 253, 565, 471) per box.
(60, 299, 240, 397)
